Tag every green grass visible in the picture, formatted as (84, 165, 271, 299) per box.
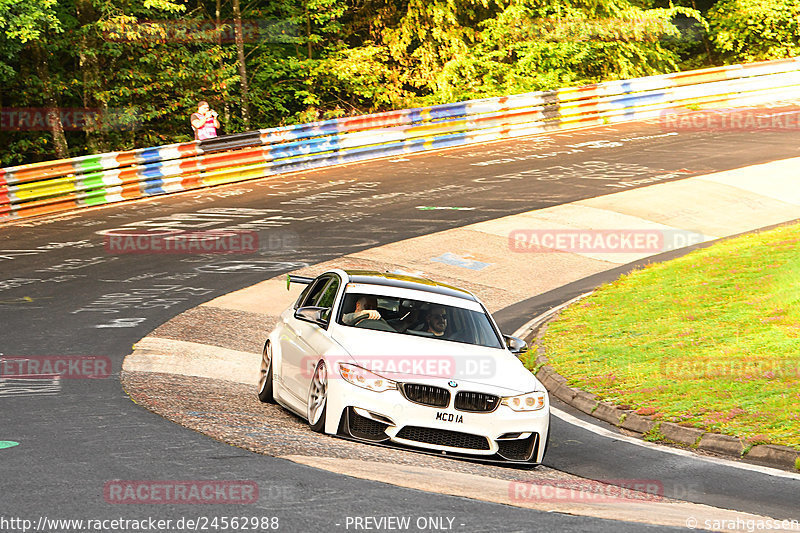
(537, 222, 800, 449)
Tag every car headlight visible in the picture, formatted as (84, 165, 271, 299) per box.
(501, 391, 547, 411)
(339, 363, 396, 393)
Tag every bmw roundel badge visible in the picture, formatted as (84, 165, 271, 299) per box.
(448, 381, 458, 388)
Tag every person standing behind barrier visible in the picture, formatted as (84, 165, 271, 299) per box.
(191, 100, 220, 140)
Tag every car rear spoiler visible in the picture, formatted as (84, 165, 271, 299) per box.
(286, 274, 314, 290)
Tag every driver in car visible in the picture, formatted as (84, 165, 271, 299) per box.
(342, 295, 381, 325)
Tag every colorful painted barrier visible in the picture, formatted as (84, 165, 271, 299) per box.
(2, 57, 800, 220)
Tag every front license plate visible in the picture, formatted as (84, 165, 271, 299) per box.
(435, 411, 463, 423)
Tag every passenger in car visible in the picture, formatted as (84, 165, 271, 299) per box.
(342, 295, 381, 325)
(424, 306, 448, 337)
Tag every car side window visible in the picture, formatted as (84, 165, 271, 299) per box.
(298, 277, 329, 308)
(294, 284, 312, 308)
(315, 277, 340, 309)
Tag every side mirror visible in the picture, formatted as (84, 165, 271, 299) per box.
(503, 334, 528, 355)
(295, 306, 330, 326)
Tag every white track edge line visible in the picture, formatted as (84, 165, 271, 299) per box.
(550, 406, 800, 480)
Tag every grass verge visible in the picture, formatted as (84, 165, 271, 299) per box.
(537, 221, 800, 449)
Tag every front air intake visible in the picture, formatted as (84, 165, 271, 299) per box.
(400, 383, 450, 408)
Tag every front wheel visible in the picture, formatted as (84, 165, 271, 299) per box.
(307, 360, 328, 433)
(257, 341, 275, 403)
(528, 413, 551, 468)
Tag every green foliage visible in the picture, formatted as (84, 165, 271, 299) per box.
(0, 0, 61, 80)
(431, 1, 705, 102)
(383, 0, 490, 96)
(1, 0, 238, 164)
(0, 0, 61, 43)
(708, 0, 800, 63)
(141, 0, 186, 12)
(643, 424, 667, 443)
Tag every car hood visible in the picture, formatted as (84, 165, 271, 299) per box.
(332, 326, 542, 395)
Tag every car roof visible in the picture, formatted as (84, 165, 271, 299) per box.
(341, 270, 478, 302)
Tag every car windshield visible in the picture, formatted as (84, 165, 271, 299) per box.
(337, 292, 503, 349)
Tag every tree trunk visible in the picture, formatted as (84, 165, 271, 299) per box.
(306, 0, 313, 59)
(75, 0, 103, 153)
(232, 0, 250, 128)
(690, 0, 713, 64)
(33, 43, 69, 158)
(217, 0, 231, 130)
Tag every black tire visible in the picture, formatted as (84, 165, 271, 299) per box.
(307, 360, 328, 433)
(257, 341, 275, 403)
(534, 413, 552, 466)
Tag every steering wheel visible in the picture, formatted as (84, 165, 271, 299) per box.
(351, 311, 374, 324)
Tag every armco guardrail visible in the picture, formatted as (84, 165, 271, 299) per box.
(2, 57, 800, 220)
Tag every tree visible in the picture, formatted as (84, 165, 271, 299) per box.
(708, 0, 800, 63)
(382, 0, 704, 103)
(0, 0, 66, 159)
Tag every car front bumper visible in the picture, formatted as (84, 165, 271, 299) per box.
(326, 380, 550, 464)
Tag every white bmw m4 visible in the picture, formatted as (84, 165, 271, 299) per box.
(258, 269, 550, 465)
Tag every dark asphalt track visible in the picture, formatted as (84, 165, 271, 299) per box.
(1, 107, 799, 532)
